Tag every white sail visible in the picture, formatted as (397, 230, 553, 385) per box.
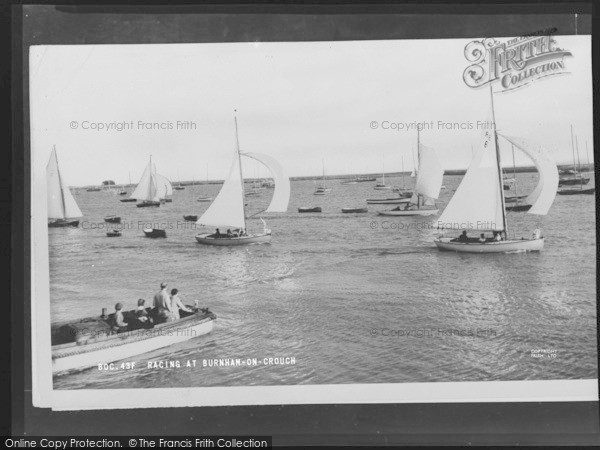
(196, 150, 246, 229)
(498, 134, 558, 215)
(154, 172, 172, 199)
(46, 147, 82, 219)
(243, 152, 290, 212)
(130, 159, 159, 201)
(437, 118, 504, 232)
(413, 143, 444, 201)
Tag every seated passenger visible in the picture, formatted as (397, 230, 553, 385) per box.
(478, 233, 486, 243)
(456, 230, 468, 242)
(112, 302, 128, 332)
(226, 229, 233, 237)
(493, 231, 502, 242)
(132, 298, 154, 329)
(214, 228, 221, 238)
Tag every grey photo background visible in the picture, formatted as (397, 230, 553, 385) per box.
(18, 3, 598, 443)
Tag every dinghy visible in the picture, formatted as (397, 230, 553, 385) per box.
(374, 154, 391, 190)
(342, 207, 368, 213)
(104, 215, 121, 224)
(183, 215, 198, 221)
(379, 130, 443, 217)
(197, 196, 213, 202)
(120, 198, 137, 203)
(106, 230, 122, 237)
(47, 146, 83, 228)
(195, 112, 290, 246)
(298, 206, 322, 213)
(143, 228, 167, 238)
(51, 306, 216, 374)
(435, 87, 558, 253)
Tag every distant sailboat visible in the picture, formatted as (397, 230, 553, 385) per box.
(195, 112, 290, 245)
(129, 156, 162, 207)
(47, 146, 83, 227)
(314, 159, 332, 195)
(435, 87, 557, 253)
(558, 127, 595, 195)
(374, 154, 391, 190)
(154, 172, 173, 202)
(410, 147, 417, 178)
(197, 164, 213, 202)
(174, 171, 185, 190)
(379, 131, 443, 216)
(392, 156, 413, 197)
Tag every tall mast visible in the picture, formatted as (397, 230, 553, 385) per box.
(234, 110, 247, 231)
(586, 141, 590, 170)
(570, 125, 577, 173)
(575, 136, 582, 189)
(54, 146, 67, 219)
(416, 128, 421, 207)
(401, 156, 405, 188)
(511, 143, 518, 200)
(489, 85, 508, 237)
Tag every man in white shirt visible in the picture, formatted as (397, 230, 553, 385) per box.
(153, 282, 173, 324)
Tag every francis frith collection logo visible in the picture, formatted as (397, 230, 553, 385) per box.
(463, 28, 572, 91)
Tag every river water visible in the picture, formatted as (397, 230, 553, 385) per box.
(49, 173, 597, 389)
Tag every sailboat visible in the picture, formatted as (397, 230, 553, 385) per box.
(504, 143, 529, 211)
(197, 164, 213, 202)
(154, 172, 173, 202)
(47, 146, 83, 227)
(119, 173, 136, 202)
(410, 147, 417, 178)
(379, 131, 443, 216)
(434, 87, 557, 253)
(195, 112, 290, 245)
(392, 156, 413, 198)
(174, 172, 185, 190)
(129, 156, 164, 207)
(374, 154, 391, 190)
(558, 127, 595, 195)
(314, 159, 332, 195)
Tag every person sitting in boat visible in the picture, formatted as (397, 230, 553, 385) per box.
(226, 229, 233, 237)
(478, 233, 486, 243)
(532, 228, 541, 240)
(213, 228, 222, 238)
(455, 230, 468, 242)
(493, 231, 502, 242)
(170, 288, 193, 321)
(112, 302, 128, 332)
(153, 282, 173, 323)
(131, 298, 154, 330)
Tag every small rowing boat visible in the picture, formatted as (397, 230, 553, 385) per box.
(104, 215, 121, 224)
(106, 230, 122, 237)
(143, 228, 167, 238)
(298, 206, 322, 213)
(342, 207, 368, 213)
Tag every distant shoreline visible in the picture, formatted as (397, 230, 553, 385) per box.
(76, 164, 594, 188)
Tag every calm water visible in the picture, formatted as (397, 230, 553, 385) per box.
(50, 174, 598, 389)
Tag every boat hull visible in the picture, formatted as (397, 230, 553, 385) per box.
(106, 231, 122, 237)
(183, 215, 198, 221)
(378, 208, 438, 216)
(298, 207, 322, 213)
(195, 233, 271, 245)
(559, 177, 590, 186)
(120, 198, 137, 203)
(197, 197, 213, 202)
(104, 216, 121, 223)
(342, 208, 368, 213)
(557, 188, 595, 195)
(143, 228, 167, 238)
(137, 201, 161, 208)
(434, 237, 544, 253)
(366, 198, 411, 205)
(52, 312, 215, 374)
(505, 204, 532, 212)
(48, 219, 79, 228)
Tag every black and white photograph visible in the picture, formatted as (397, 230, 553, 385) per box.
(26, 5, 597, 412)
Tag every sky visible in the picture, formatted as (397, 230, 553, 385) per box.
(29, 36, 593, 186)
